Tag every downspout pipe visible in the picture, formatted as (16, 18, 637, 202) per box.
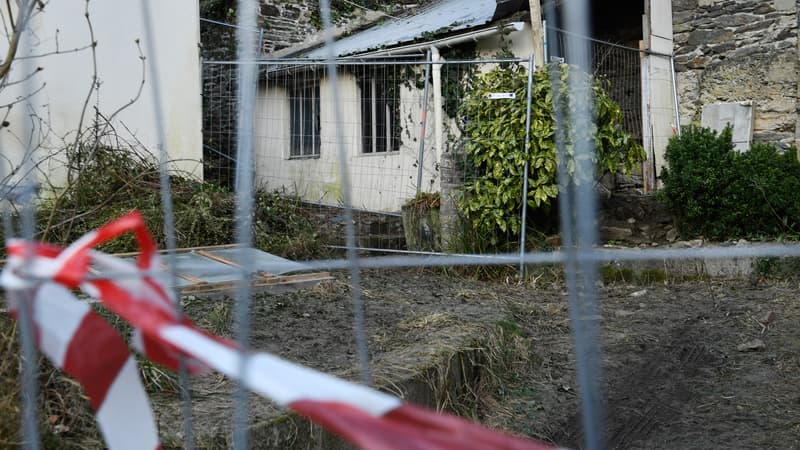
(670, 55, 681, 137)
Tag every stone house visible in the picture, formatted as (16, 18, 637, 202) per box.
(247, 0, 799, 210)
(613, 0, 799, 188)
(253, 0, 534, 212)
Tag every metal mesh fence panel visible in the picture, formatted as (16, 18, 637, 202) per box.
(5, 1, 800, 450)
(203, 57, 534, 255)
(550, 28, 644, 143)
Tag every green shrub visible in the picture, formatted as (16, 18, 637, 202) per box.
(34, 144, 328, 259)
(457, 63, 644, 248)
(661, 125, 800, 240)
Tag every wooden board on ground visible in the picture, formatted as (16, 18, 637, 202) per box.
(130, 245, 332, 298)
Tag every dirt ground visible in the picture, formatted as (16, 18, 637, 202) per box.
(146, 267, 800, 449)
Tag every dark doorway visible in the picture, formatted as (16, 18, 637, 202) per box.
(542, 0, 645, 143)
(592, 0, 644, 45)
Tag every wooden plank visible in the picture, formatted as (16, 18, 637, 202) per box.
(178, 273, 205, 284)
(112, 244, 239, 258)
(254, 272, 333, 284)
(179, 273, 333, 297)
(196, 249, 240, 268)
(528, 0, 544, 70)
(1, 272, 334, 313)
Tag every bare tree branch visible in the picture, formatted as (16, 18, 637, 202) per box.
(71, 0, 98, 148)
(0, 65, 42, 88)
(103, 38, 145, 127)
(0, 81, 45, 109)
(14, 28, 94, 61)
(0, 0, 38, 83)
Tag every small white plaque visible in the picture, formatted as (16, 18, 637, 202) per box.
(487, 92, 516, 100)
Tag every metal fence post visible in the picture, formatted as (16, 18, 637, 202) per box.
(671, 55, 682, 137)
(519, 53, 535, 277)
(231, 0, 260, 448)
(140, 1, 196, 447)
(552, 0, 606, 446)
(16, 1, 41, 446)
(415, 51, 432, 195)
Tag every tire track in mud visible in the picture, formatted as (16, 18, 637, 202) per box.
(555, 320, 720, 449)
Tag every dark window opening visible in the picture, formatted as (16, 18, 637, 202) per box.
(358, 74, 400, 154)
(289, 83, 320, 158)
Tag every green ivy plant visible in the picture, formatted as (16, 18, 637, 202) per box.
(458, 63, 644, 246)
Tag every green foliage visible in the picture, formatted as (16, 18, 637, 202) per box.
(440, 44, 478, 118)
(37, 144, 329, 260)
(199, 0, 236, 21)
(661, 125, 800, 240)
(458, 63, 644, 247)
(253, 190, 329, 260)
(310, 0, 389, 29)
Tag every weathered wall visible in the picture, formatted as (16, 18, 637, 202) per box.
(673, 0, 799, 148)
(258, 1, 320, 53)
(257, 1, 423, 55)
(251, 25, 536, 213)
(0, 0, 203, 188)
(253, 71, 440, 212)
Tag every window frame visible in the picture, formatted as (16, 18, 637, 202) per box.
(359, 71, 400, 155)
(288, 81, 321, 159)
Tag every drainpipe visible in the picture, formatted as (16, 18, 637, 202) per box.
(431, 46, 443, 166)
(670, 55, 682, 137)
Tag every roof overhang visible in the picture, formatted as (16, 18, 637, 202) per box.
(270, 0, 526, 59)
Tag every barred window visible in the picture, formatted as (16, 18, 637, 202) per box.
(359, 75, 399, 154)
(289, 83, 320, 158)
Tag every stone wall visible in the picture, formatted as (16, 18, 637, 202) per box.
(201, 1, 396, 58)
(673, 0, 799, 148)
(257, 1, 425, 55)
(259, 1, 320, 53)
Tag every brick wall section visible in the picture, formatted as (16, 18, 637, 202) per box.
(673, 0, 799, 148)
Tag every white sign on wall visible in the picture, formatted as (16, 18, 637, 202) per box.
(487, 92, 516, 100)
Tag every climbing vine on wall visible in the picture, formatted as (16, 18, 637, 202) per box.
(458, 63, 644, 246)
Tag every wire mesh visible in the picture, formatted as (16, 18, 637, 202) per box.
(548, 27, 658, 146)
(202, 56, 534, 255)
(4, 1, 800, 449)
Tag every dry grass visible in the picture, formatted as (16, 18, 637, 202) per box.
(0, 316, 20, 447)
(0, 315, 102, 448)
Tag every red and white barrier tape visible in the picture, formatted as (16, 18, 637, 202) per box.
(2, 211, 560, 450)
(2, 244, 159, 450)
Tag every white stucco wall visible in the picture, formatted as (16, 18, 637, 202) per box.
(476, 23, 536, 60)
(0, 0, 202, 188)
(254, 72, 439, 212)
(643, 0, 676, 189)
(254, 28, 541, 213)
